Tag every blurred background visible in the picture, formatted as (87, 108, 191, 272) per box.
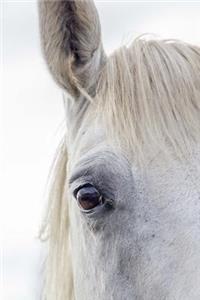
(2, 1, 200, 299)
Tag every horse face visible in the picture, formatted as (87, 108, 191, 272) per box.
(66, 104, 200, 300)
(39, 1, 200, 299)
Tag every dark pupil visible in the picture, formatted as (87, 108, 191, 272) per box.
(76, 186, 102, 210)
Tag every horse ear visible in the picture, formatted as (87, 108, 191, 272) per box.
(38, 0, 106, 98)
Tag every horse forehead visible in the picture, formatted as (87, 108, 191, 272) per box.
(132, 147, 200, 212)
(70, 118, 200, 193)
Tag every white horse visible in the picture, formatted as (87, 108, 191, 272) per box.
(38, 1, 200, 299)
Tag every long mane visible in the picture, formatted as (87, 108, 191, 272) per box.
(96, 37, 200, 162)
(40, 138, 74, 300)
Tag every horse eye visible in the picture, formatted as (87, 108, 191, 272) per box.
(75, 185, 104, 211)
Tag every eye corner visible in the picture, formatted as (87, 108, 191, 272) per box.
(104, 198, 115, 210)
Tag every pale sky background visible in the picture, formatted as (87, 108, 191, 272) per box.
(2, 1, 200, 299)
